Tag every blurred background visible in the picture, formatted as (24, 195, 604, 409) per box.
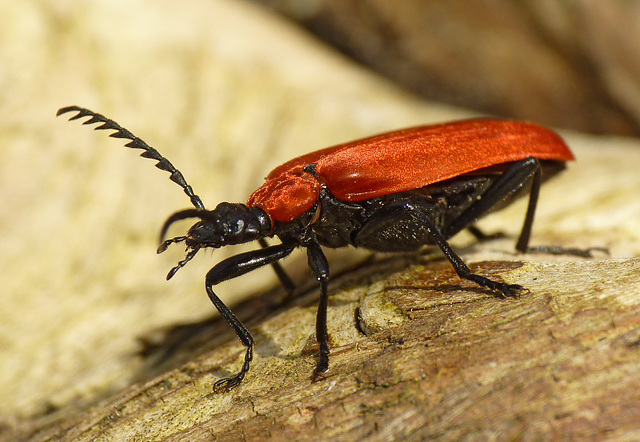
(255, 0, 640, 136)
(2, 0, 640, 433)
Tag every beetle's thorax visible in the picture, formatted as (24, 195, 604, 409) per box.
(270, 190, 365, 248)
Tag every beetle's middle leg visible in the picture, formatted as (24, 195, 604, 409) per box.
(354, 200, 523, 297)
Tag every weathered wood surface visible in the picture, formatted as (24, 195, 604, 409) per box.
(11, 256, 640, 440)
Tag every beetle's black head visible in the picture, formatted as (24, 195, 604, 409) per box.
(157, 202, 271, 279)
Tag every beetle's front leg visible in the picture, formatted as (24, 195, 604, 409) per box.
(204, 242, 295, 392)
(259, 238, 296, 294)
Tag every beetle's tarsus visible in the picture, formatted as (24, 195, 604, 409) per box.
(316, 348, 330, 374)
(524, 245, 608, 258)
(212, 345, 253, 392)
(488, 281, 524, 298)
(213, 375, 243, 393)
(312, 350, 330, 382)
(465, 273, 524, 297)
(312, 368, 329, 382)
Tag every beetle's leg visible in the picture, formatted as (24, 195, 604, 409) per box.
(443, 158, 600, 257)
(513, 166, 604, 256)
(443, 157, 540, 240)
(259, 238, 296, 294)
(305, 241, 331, 376)
(356, 201, 523, 297)
(204, 242, 296, 392)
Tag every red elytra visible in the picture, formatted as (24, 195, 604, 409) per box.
(247, 118, 574, 222)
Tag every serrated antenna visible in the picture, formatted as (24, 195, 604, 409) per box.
(57, 106, 205, 210)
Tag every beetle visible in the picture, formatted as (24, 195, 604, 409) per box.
(58, 106, 590, 392)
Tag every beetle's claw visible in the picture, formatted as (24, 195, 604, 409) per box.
(501, 283, 526, 298)
(213, 376, 242, 393)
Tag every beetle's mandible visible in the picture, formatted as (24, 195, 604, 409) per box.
(57, 106, 588, 392)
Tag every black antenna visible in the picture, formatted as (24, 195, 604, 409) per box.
(57, 106, 205, 210)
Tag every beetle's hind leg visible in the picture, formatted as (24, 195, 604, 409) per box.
(506, 161, 606, 257)
(444, 157, 603, 258)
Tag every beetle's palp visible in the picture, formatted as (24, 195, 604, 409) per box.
(157, 236, 187, 253)
(166, 246, 201, 280)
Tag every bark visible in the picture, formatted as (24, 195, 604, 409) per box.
(11, 257, 640, 440)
